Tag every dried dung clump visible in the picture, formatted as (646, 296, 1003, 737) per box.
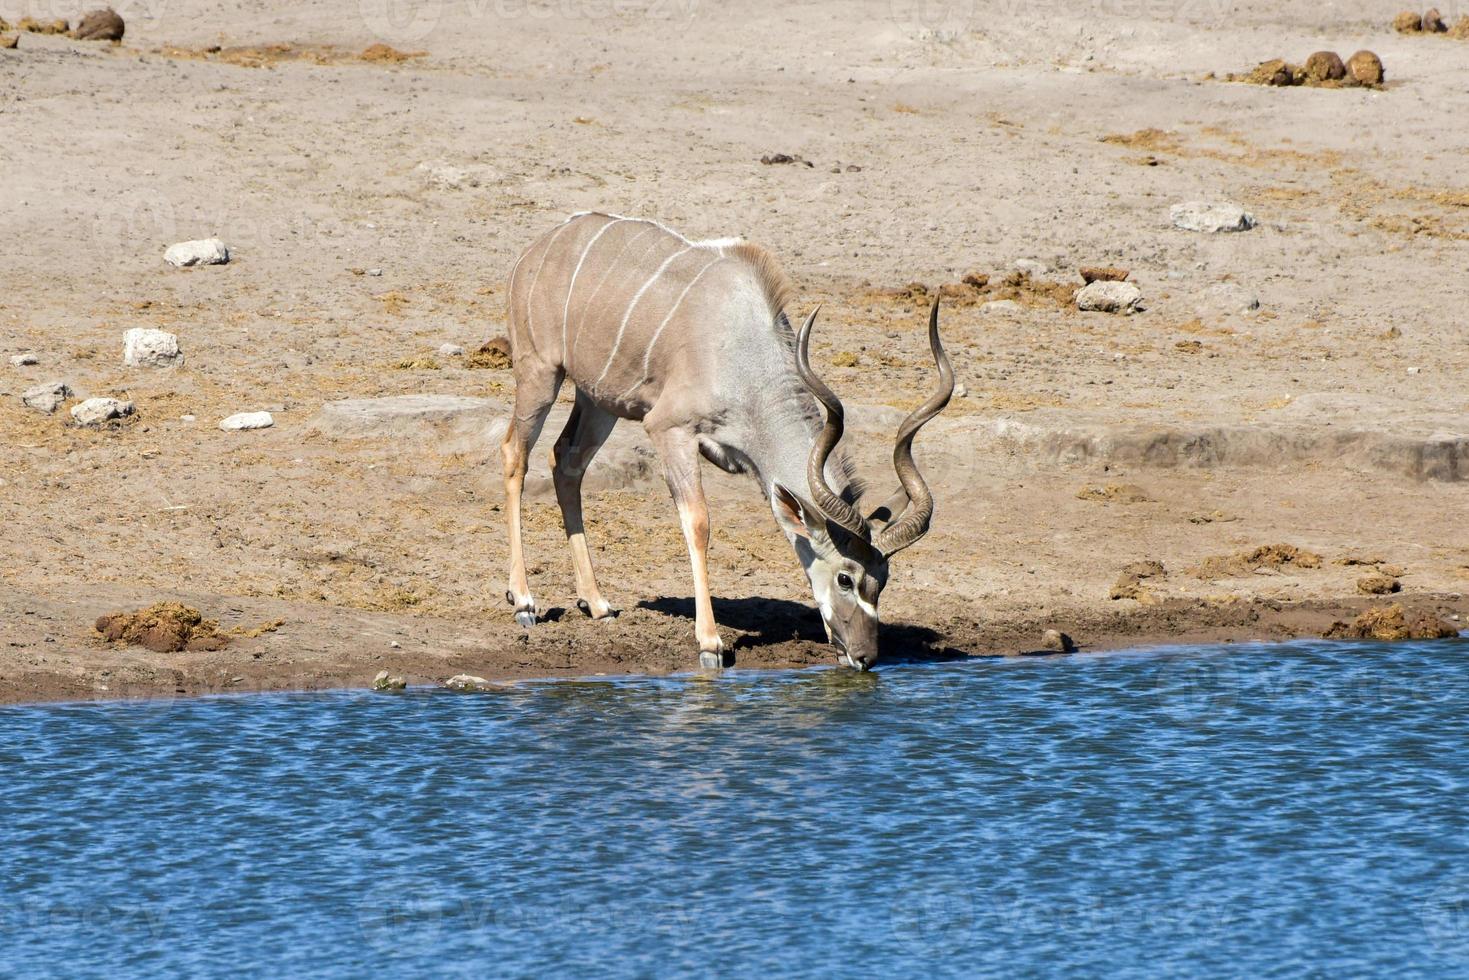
(1076, 483, 1151, 504)
(467, 336, 513, 369)
(1245, 58, 1298, 86)
(1423, 7, 1448, 32)
(1322, 604, 1459, 641)
(1394, 10, 1423, 31)
(1, 33, 17, 49)
(1357, 573, 1401, 595)
(1346, 50, 1384, 85)
(1194, 544, 1322, 578)
(95, 603, 230, 653)
(1232, 50, 1382, 89)
(1450, 16, 1469, 38)
(1110, 560, 1166, 601)
(1302, 51, 1346, 83)
(74, 8, 124, 41)
(360, 43, 423, 63)
(19, 17, 69, 34)
(1080, 266, 1129, 284)
(880, 271, 1075, 310)
(760, 153, 813, 167)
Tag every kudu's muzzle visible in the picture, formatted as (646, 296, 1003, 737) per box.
(833, 616, 880, 671)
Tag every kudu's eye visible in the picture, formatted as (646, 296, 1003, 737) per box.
(836, 572, 855, 592)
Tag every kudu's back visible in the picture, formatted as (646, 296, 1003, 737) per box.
(506, 212, 791, 420)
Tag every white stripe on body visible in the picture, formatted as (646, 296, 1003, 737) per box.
(523, 220, 576, 355)
(567, 224, 661, 366)
(561, 217, 624, 359)
(622, 254, 726, 400)
(592, 246, 692, 387)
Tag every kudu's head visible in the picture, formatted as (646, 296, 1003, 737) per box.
(770, 297, 954, 670)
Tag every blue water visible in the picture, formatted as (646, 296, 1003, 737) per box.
(3, 638, 1469, 978)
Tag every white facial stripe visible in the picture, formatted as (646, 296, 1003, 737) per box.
(856, 596, 878, 618)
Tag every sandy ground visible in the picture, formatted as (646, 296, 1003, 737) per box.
(2, 0, 1467, 703)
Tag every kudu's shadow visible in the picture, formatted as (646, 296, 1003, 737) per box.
(637, 596, 969, 665)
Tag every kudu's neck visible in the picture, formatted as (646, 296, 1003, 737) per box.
(746, 396, 853, 512)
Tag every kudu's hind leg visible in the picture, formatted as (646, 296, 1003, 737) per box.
(648, 425, 729, 669)
(550, 392, 619, 620)
(502, 366, 563, 627)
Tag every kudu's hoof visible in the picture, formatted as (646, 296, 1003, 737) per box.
(576, 599, 619, 620)
(514, 610, 537, 629)
(699, 650, 733, 670)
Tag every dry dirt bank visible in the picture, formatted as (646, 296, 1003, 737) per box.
(2, 1, 1467, 703)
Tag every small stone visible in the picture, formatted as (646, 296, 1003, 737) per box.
(219, 411, 274, 431)
(1423, 7, 1447, 32)
(22, 382, 72, 414)
(0, 34, 17, 49)
(372, 670, 407, 692)
(1077, 280, 1143, 314)
(1394, 10, 1422, 32)
(1014, 258, 1048, 276)
(164, 238, 230, 268)
(953, 383, 968, 398)
(74, 7, 124, 40)
(1346, 50, 1384, 86)
(10, 353, 38, 366)
(1041, 629, 1077, 653)
(367, 268, 383, 277)
(123, 328, 181, 367)
(1170, 202, 1256, 233)
(1407, 366, 1422, 375)
(979, 299, 1022, 315)
(71, 397, 134, 426)
(181, 414, 196, 422)
(438, 343, 465, 357)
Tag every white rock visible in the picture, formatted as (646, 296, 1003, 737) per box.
(1196, 282, 1260, 316)
(438, 343, 465, 357)
(219, 411, 274, 431)
(123, 328, 182, 368)
(1170, 202, 1256, 233)
(164, 237, 230, 267)
(367, 268, 383, 277)
(22, 382, 73, 414)
(445, 674, 496, 692)
(1013, 258, 1048, 276)
(71, 397, 134, 426)
(10, 353, 38, 367)
(181, 414, 197, 422)
(953, 383, 969, 398)
(1407, 366, 1422, 376)
(1077, 280, 1144, 314)
(979, 299, 1023, 315)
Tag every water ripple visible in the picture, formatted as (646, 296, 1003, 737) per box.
(2, 639, 1468, 977)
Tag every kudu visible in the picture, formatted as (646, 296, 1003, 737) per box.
(501, 212, 953, 670)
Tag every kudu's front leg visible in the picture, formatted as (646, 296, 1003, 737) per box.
(648, 426, 730, 669)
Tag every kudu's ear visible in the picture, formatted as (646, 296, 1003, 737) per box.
(771, 483, 815, 540)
